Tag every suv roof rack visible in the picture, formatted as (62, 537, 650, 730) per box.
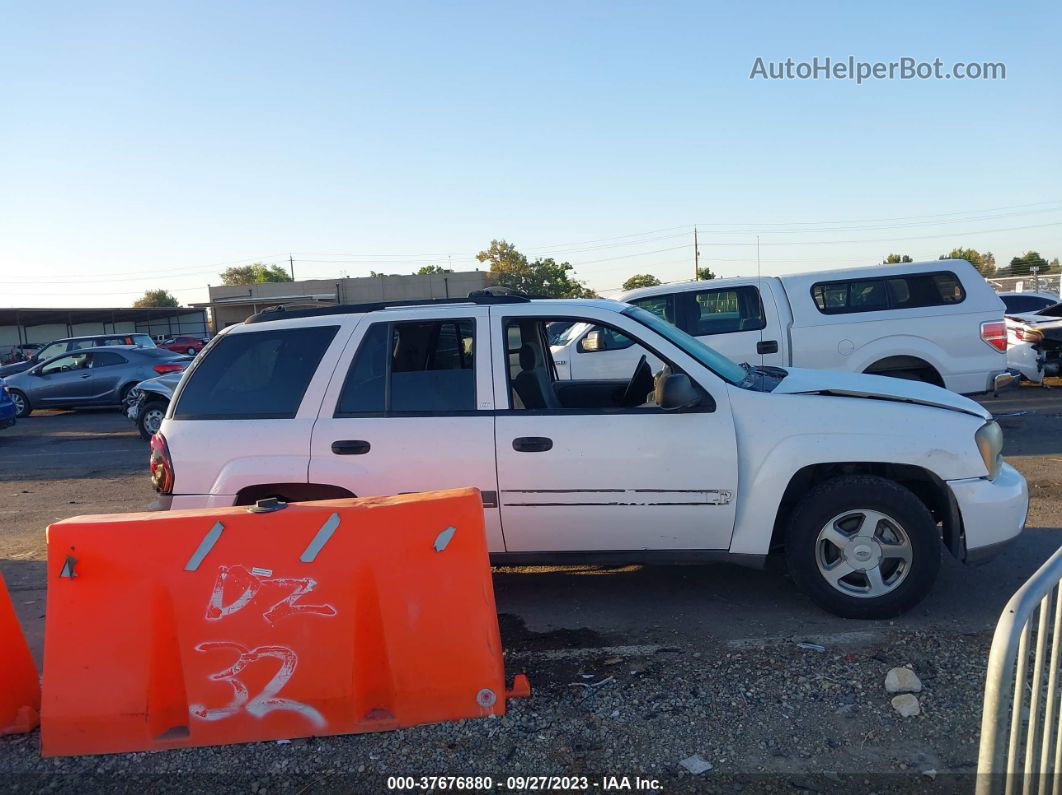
(244, 287, 531, 325)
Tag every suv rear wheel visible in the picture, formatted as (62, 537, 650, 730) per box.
(784, 475, 941, 619)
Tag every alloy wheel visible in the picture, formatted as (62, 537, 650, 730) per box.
(814, 509, 913, 599)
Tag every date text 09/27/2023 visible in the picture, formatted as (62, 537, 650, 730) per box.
(386, 775, 664, 791)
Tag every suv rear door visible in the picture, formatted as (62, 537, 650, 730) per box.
(309, 307, 506, 552)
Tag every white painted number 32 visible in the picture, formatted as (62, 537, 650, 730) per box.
(189, 641, 326, 728)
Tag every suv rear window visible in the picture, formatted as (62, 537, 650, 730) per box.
(173, 326, 338, 420)
(811, 271, 965, 314)
(335, 319, 476, 415)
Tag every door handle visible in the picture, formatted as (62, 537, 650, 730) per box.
(756, 340, 779, 355)
(79, 374, 91, 379)
(512, 436, 553, 453)
(331, 439, 371, 455)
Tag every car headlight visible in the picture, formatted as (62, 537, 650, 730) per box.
(975, 420, 1004, 480)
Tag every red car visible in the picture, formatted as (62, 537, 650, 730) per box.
(159, 335, 207, 355)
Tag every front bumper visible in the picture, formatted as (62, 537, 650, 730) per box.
(948, 461, 1029, 564)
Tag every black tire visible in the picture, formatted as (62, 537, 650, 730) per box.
(137, 400, 168, 440)
(784, 475, 941, 619)
(9, 389, 30, 418)
(186, 347, 196, 355)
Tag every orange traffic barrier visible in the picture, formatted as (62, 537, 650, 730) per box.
(0, 569, 41, 735)
(42, 488, 524, 757)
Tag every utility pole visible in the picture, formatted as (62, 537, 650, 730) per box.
(694, 226, 700, 280)
(289, 254, 295, 281)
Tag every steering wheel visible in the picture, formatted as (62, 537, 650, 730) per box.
(620, 355, 654, 407)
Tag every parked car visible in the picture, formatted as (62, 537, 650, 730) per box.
(5, 346, 189, 417)
(159, 335, 207, 356)
(1005, 302, 1062, 383)
(1, 343, 42, 365)
(126, 371, 183, 439)
(151, 292, 1027, 619)
(0, 380, 16, 430)
(550, 260, 1008, 395)
(998, 291, 1060, 315)
(0, 333, 157, 379)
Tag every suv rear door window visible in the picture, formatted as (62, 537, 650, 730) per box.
(335, 319, 476, 415)
(173, 326, 338, 419)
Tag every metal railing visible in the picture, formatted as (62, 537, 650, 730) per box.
(979, 546, 1062, 795)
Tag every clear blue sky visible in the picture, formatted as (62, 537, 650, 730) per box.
(1, 0, 1060, 307)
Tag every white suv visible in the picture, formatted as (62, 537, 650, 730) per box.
(151, 292, 1028, 618)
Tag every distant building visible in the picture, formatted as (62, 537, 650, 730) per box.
(194, 271, 493, 330)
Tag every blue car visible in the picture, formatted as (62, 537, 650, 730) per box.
(0, 379, 16, 429)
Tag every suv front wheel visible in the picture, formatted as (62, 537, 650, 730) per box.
(784, 475, 941, 619)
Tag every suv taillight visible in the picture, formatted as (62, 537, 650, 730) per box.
(153, 363, 185, 375)
(981, 321, 1007, 352)
(149, 432, 175, 494)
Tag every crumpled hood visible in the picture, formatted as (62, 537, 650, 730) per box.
(772, 367, 992, 420)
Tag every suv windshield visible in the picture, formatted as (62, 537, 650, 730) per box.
(622, 305, 748, 384)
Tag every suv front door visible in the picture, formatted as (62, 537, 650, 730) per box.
(491, 307, 740, 553)
(310, 307, 506, 551)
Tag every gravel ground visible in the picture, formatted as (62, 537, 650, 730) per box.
(2, 388, 1061, 792)
(2, 627, 991, 793)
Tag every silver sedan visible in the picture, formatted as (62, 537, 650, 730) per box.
(4, 345, 190, 417)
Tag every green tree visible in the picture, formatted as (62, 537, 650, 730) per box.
(883, 254, 913, 264)
(696, 265, 716, 280)
(416, 265, 453, 275)
(218, 263, 293, 286)
(133, 289, 179, 308)
(1048, 257, 1061, 274)
(1008, 251, 1048, 276)
(475, 239, 596, 298)
(622, 273, 662, 291)
(940, 247, 994, 276)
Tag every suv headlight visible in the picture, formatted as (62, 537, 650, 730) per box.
(975, 420, 1004, 480)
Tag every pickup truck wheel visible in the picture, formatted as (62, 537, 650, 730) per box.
(784, 475, 941, 619)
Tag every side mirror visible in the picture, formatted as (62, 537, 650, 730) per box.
(581, 329, 605, 353)
(659, 373, 704, 411)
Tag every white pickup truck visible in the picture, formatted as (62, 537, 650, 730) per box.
(152, 290, 1027, 620)
(552, 259, 1009, 395)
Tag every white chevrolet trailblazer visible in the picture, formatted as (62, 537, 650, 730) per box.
(150, 291, 1028, 619)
